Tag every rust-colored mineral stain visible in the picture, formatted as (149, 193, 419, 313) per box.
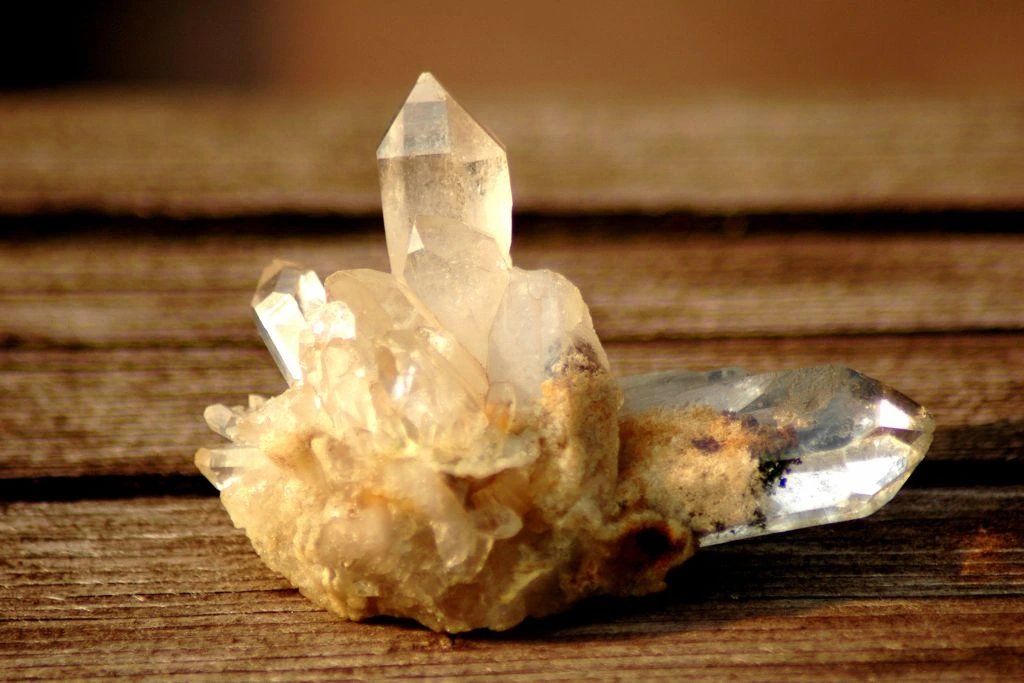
(616, 405, 800, 535)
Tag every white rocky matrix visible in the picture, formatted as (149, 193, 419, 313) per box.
(197, 73, 934, 632)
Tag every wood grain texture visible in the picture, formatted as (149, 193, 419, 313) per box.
(1, 207, 1022, 678)
(1, 92, 1023, 215)
(1, 228, 1022, 347)
(1, 334, 1021, 479)
(2, 491, 1022, 680)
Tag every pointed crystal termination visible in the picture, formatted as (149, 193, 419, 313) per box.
(197, 395, 269, 491)
(377, 72, 512, 276)
(195, 445, 268, 491)
(253, 259, 326, 386)
(489, 268, 609, 403)
(618, 365, 934, 546)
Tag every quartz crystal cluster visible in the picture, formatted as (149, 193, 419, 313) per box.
(197, 73, 934, 632)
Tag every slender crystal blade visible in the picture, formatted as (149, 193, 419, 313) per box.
(252, 259, 326, 386)
(619, 365, 934, 546)
(377, 72, 512, 276)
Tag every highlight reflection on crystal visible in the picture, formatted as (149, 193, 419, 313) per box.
(620, 366, 933, 546)
(197, 72, 934, 633)
(252, 260, 326, 386)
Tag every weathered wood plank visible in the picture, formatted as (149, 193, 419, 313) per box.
(1, 95, 1019, 682)
(2, 490, 1021, 680)
(2, 229, 1021, 346)
(1, 334, 1019, 479)
(1, 93, 1023, 215)
(7, 600, 1021, 681)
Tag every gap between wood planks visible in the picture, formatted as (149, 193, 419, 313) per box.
(1, 214, 1021, 503)
(1, 215, 1022, 349)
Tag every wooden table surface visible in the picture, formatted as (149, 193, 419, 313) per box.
(1, 91, 1023, 681)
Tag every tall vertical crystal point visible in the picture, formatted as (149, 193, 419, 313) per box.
(377, 72, 512, 276)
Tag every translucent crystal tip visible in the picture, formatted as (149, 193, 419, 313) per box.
(252, 260, 326, 386)
(377, 73, 512, 275)
(195, 445, 266, 492)
(411, 72, 444, 102)
(618, 365, 934, 547)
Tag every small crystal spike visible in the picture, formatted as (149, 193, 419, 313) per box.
(619, 365, 934, 546)
(252, 260, 326, 386)
(195, 445, 268, 491)
(377, 72, 512, 276)
(203, 403, 242, 439)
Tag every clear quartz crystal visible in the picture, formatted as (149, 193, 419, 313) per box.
(377, 72, 512, 276)
(488, 267, 609, 403)
(401, 216, 511, 367)
(620, 366, 934, 546)
(197, 73, 934, 633)
(195, 445, 268, 492)
(252, 259, 326, 385)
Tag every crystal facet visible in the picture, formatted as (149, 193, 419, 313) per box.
(197, 73, 933, 633)
(252, 259, 326, 386)
(195, 445, 268, 492)
(488, 267, 609, 403)
(377, 72, 512, 276)
(619, 366, 933, 546)
(401, 216, 511, 367)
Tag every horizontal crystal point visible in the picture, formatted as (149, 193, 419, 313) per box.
(377, 72, 512, 276)
(195, 445, 267, 491)
(253, 260, 326, 386)
(619, 365, 934, 546)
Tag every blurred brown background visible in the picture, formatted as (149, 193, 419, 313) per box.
(3, 1, 1023, 216)
(4, 0, 1023, 95)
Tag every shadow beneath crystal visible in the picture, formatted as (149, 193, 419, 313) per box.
(917, 420, 1024, 486)
(462, 482, 1023, 642)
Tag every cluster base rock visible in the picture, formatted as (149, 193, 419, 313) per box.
(196, 73, 934, 632)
